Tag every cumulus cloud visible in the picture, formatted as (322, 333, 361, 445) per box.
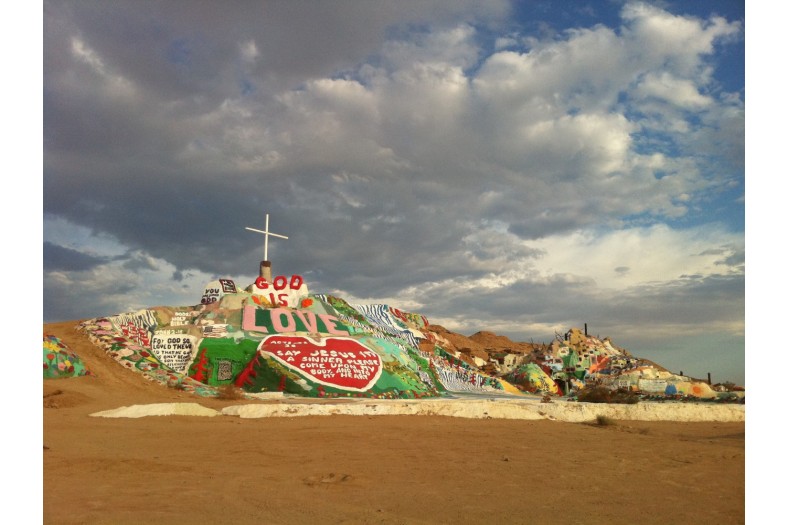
(43, 1, 744, 383)
(397, 224, 743, 336)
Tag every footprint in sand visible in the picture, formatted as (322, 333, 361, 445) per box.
(303, 473, 353, 486)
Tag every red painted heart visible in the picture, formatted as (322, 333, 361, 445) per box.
(259, 335, 383, 392)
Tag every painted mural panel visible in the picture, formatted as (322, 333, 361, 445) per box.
(504, 363, 559, 394)
(389, 306, 429, 329)
(352, 304, 425, 349)
(259, 335, 383, 392)
(638, 379, 668, 393)
(169, 310, 198, 327)
(108, 309, 158, 338)
(150, 334, 199, 373)
(250, 274, 309, 308)
(675, 381, 717, 398)
(188, 338, 260, 385)
(201, 279, 238, 304)
(79, 316, 217, 396)
(426, 346, 506, 393)
(242, 306, 354, 336)
(43, 335, 91, 379)
(313, 294, 371, 325)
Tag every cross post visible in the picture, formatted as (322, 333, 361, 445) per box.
(245, 214, 288, 279)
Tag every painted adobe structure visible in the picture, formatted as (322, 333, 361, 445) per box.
(502, 328, 728, 399)
(77, 275, 520, 398)
(71, 274, 740, 401)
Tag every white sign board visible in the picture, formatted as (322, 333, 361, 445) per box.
(151, 334, 199, 373)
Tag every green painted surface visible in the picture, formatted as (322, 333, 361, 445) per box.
(78, 291, 509, 398)
(43, 335, 91, 379)
(188, 338, 260, 385)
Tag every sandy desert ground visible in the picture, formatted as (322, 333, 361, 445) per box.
(42, 320, 745, 524)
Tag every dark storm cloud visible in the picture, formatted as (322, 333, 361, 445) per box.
(43, 242, 110, 272)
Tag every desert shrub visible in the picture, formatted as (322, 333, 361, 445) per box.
(216, 383, 245, 400)
(596, 415, 615, 426)
(577, 386, 611, 403)
(613, 388, 640, 404)
(577, 386, 639, 404)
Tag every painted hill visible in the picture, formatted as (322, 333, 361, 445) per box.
(61, 274, 741, 402)
(43, 334, 92, 379)
(74, 275, 521, 399)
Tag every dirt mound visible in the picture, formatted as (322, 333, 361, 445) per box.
(468, 331, 536, 355)
(43, 387, 91, 409)
(425, 324, 485, 352)
(426, 326, 537, 356)
(637, 358, 671, 373)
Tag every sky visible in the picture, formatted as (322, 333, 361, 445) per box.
(41, 0, 746, 386)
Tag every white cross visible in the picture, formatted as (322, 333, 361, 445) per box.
(245, 214, 288, 261)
